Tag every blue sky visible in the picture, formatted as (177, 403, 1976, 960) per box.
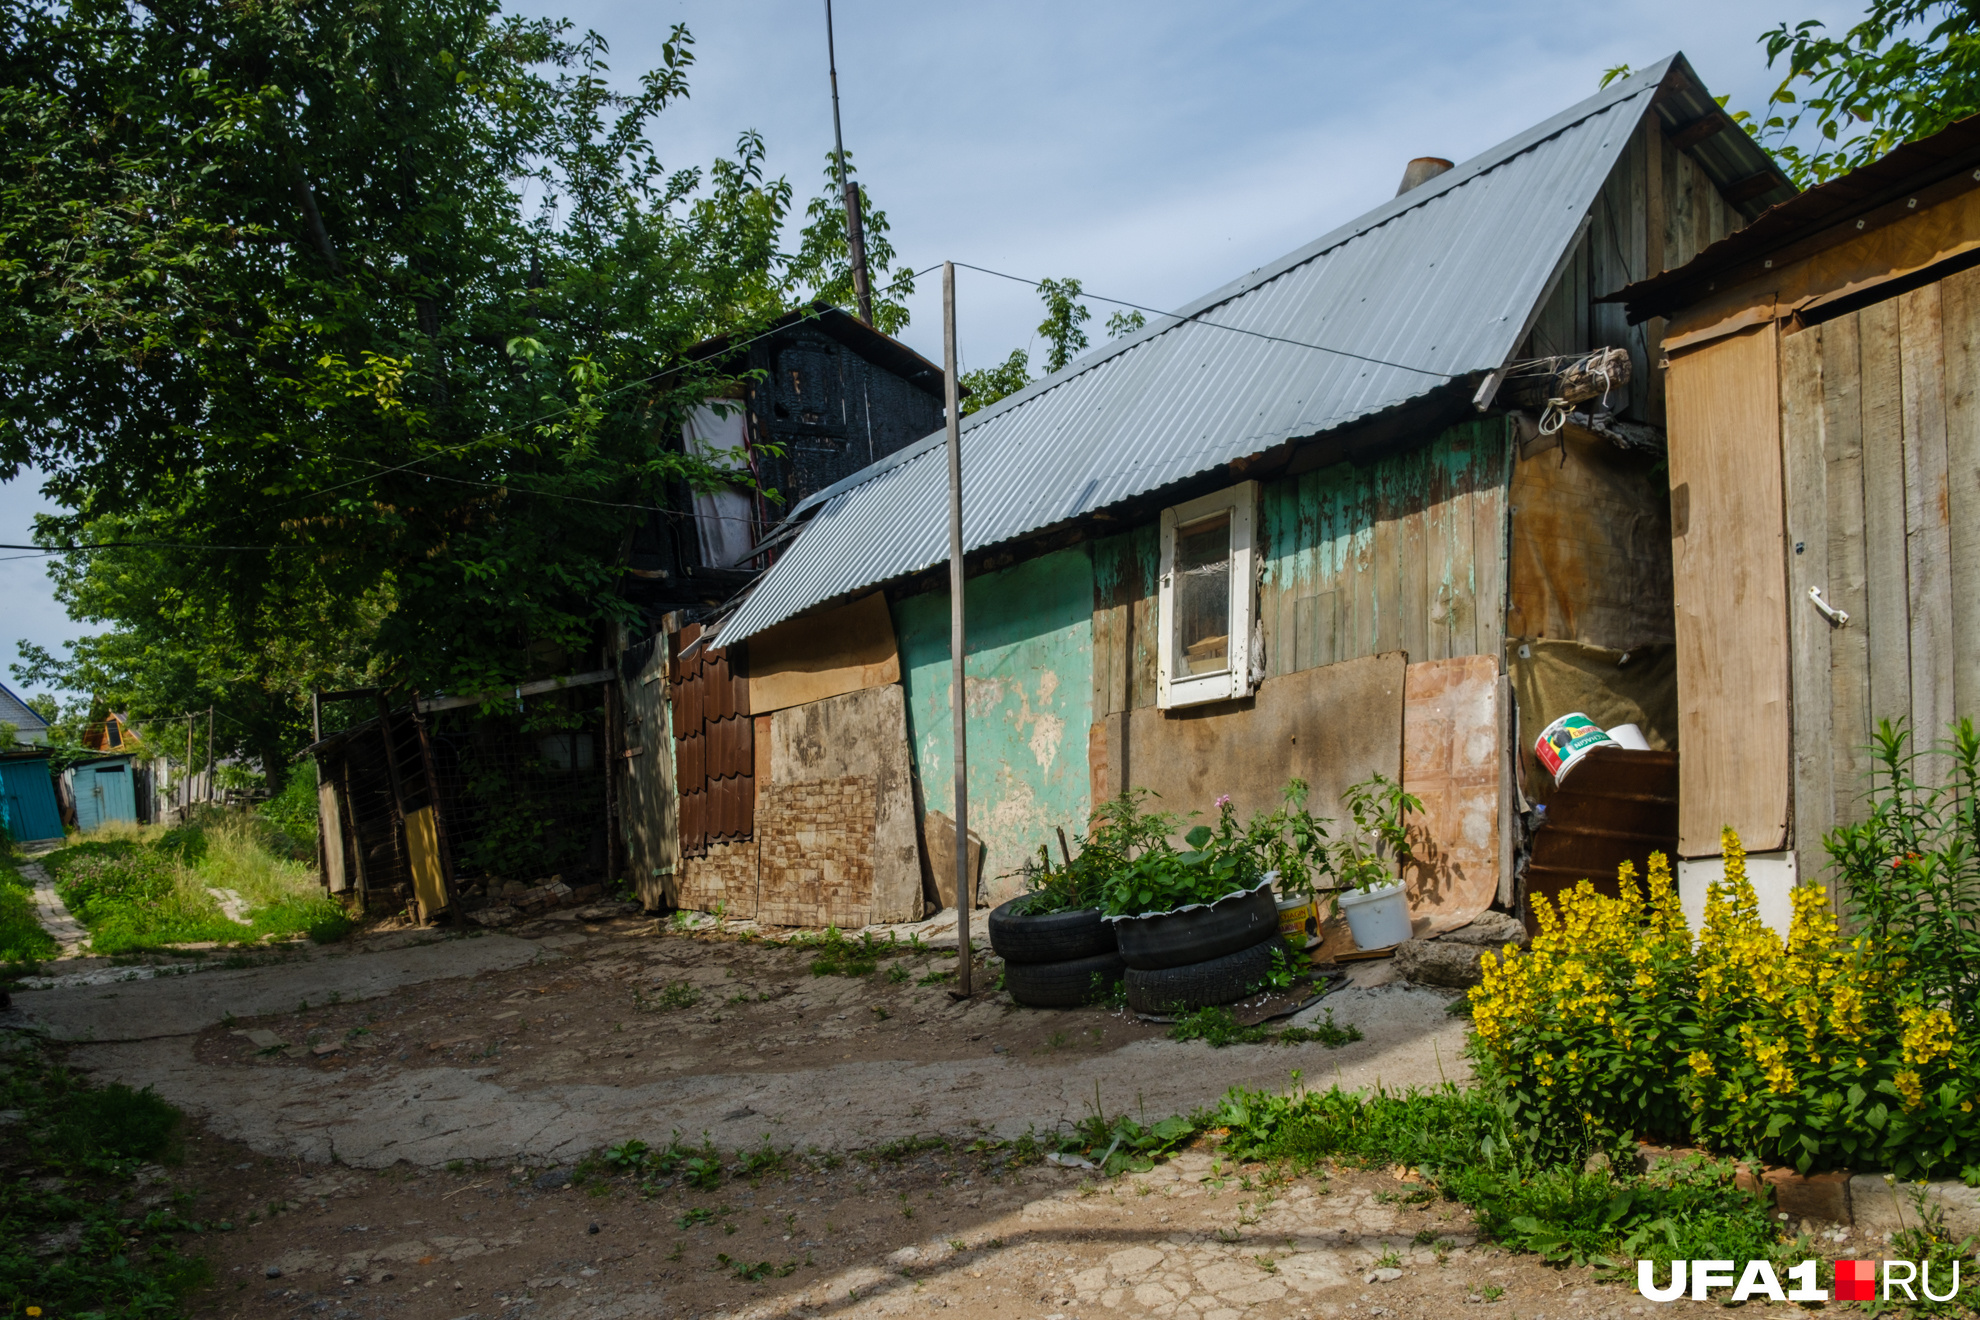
(1, 0, 1854, 702)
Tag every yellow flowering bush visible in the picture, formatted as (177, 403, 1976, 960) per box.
(1471, 829, 1980, 1177)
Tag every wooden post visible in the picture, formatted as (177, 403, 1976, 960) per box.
(184, 715, 194, 816)
(943, 261, 971, 997)
(409, 699, 467, 930)
(374, 693, 410, 896)
(343, 755, 369, 904)
(205, 707, 215, 803)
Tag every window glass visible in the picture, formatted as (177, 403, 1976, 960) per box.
(1173, 512, 1232, 676)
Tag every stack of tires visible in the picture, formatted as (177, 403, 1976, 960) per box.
(988, 900, 1125, 1007)
(1115, 883, 1286, 1015)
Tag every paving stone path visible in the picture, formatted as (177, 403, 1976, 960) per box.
(23, 854, 88, 957)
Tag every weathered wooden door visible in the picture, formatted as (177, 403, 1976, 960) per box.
(619, 635, 679, 908)
(1778, 271, 1980, 880)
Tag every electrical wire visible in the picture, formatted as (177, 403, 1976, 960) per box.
(950, 261, 1456, 381)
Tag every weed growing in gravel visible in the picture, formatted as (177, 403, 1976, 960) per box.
(806, 927, 878, 977)
(737, 1139, 790, 1181)
(637, 981, 699, 1011)
(886, 964, 909, 983)
(1166, 1006, 1363, 1048)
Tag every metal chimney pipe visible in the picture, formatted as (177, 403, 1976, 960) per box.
(1396, 157, 1455, 195)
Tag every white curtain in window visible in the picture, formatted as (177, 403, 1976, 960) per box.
(682, 403, 756, 570)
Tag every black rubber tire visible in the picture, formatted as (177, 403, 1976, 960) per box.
(1002, 950, 1127, 1009)
(988, 900, 1116, 964)
(1115, 885, 1279, 970)
(1124, 937, 1289, 1015)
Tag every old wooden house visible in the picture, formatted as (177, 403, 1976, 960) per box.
(1620, 113, 1980, 930)
(631, 56, 1790, 934)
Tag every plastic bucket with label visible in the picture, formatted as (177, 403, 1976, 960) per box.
(1534, 711, 1619, 783)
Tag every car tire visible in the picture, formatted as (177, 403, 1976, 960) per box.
(1002, 950, 1127, 1009)
(1114, 885, 1279, 970)
(988, 900, 1116, 964)
(1123, 936, 1290, 1015)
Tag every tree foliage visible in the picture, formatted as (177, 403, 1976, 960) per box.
(786, 150, 916, 335)
(1755, 1, 1980, 185)
(0, 0, 904, 775)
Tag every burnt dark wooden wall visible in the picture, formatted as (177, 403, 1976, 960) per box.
(744, 325, 944, 515)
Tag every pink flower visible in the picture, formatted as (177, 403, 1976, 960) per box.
(1214, 794, 1232, 809)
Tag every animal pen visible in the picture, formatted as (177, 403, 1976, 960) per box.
(307, 675, 618, 922)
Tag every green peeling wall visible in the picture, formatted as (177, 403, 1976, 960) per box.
(893, 547, 1094, 904)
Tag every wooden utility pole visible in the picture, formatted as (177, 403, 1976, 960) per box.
(943, 261, 971, 997)
(823, 0, 874, 326)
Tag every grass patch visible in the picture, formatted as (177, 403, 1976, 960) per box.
(46, 814, 348, 954)
(1212, 1082, 1786, 1271)
(0, 1031, 215, 1318)
(1167, 1006, 1363, 1049)
(0, 842, 57, 964)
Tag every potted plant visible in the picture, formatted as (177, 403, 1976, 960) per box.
(1099, 794, 1279, 970)
(1328, 773, 1421, 951)
(1247, 778, 1331, 951)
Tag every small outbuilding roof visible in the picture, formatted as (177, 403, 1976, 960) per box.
(0, 680, 49, 743)
(719, 54, 1787, 645)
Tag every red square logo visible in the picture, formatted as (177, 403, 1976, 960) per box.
(1835, 1260, 1877, 1301)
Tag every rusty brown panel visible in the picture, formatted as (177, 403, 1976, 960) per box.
(679, 789, 706, 858)
(1506, 428, 1675, 650)
(1522, 747, 1678, 933)
(678, 729, 705, 786)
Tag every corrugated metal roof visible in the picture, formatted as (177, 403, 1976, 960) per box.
(718, 56, 1704, 645)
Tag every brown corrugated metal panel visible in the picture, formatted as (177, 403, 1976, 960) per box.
(1523, 746, 1679, 934)
(671, 623, 754, 859)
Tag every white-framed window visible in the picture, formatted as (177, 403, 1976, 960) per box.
(1157, 480, 1258, 709)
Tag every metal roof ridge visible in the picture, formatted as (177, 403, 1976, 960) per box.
(780, 57, 1676, 524)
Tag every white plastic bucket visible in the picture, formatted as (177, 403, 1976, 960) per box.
(1605, 722, 1651, 751)
(1337, 880, 1411, 951)
(1534, 711, 1619, 782)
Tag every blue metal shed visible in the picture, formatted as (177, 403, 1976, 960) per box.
(0, 753, 64, 844)
(70, 756, 138, 833)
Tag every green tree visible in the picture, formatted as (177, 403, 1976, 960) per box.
(1035, 276, 1092, 373)
(958, 349, 1031, 416)
(1, 0, 795, 721)
(785, 150, 915, 335)
(1755, 1, 1980, 184)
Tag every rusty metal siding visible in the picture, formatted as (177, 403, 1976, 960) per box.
(719, 62, 1706, 647)
(671, 624, 754, 858)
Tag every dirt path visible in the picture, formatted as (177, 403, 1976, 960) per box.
(22, 851, 88, 958)
(2, 910, 1731, 1319)
(25, 912, 1471, 1166)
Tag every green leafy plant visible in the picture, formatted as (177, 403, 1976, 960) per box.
(1328, 773, 1420, 895)
(1009, 790, 1175, 917)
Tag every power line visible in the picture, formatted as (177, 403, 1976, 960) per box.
(950, 261, 1456, 381)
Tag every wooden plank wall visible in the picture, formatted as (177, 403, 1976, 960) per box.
(1779, 268, 1980, 881)
(1523, 117, 1741, 421)
(1090, 419, 1509, 716)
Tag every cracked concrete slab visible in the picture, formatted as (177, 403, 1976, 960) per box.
(12, 933, 546, 1041)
